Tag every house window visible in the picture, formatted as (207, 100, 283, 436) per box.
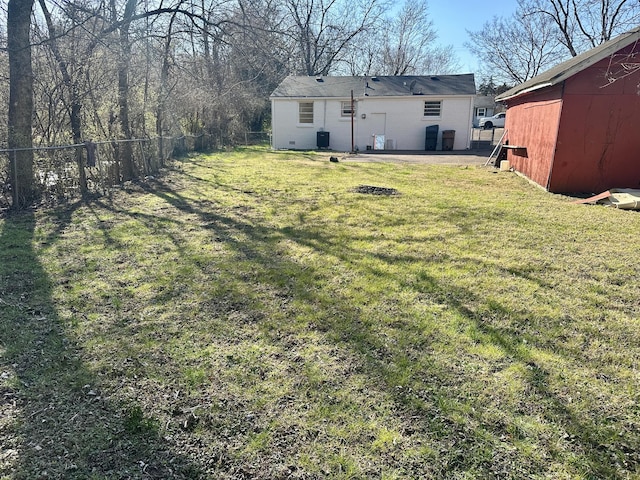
(341, 101, 354, 117)
(476, 107, 486, 117)
(299, 102, 314, 123)
(424, 101, 442, 117)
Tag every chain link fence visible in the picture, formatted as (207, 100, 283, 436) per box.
(0, 132, 271, 211)
(470, 127, 505, 151)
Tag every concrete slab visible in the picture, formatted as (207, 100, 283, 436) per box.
(322, 150, 492, 166)
(317, 128, 502, 166)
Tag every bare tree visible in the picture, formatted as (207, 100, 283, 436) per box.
(7, 0, 36, 208)
(380, 0, 438, 75)
(467, 0, 640, 85)
(283, 0, 388, 75)
(37, 0, 89, 192)
(466, 13, 565, 84)
(156, 10, 180, 159)
(342, 0, 459, 76)
(522, 0, 640, 55)
(162, 0, 292, 144)
(111, 0, 137, 181)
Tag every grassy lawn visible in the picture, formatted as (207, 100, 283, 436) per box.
(1, 148, 639, 479)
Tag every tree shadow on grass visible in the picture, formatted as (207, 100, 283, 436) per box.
(0, 208, 201, 479)
(131, 179, 521, 476)
(408, 270, 640, 479)
(83, 173, 638, 478)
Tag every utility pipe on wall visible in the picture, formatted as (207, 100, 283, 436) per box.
(351, 90, 355, 153)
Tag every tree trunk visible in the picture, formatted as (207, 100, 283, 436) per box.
(7, 0, 36, 209)
(38, 0, 88, 194)
(156, 12, 178, 165)
(117, 0, 137, 182)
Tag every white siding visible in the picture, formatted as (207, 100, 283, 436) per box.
(272, 95, 474, 151)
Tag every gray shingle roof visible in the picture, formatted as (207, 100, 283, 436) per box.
(474, 95, 496, 108)
(496, 27, 640, 102)
(270, 74, 476, 98)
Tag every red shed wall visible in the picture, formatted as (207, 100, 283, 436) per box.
(549, 45, 640, 193)
(503, 85, 563, 189)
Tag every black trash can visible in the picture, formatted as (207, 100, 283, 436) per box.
(317, 131, 330, 149)
(442, 130, 455, 151)
(425, 125, 438, 151)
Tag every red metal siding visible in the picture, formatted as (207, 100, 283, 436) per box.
(549, 48, 640, 192)
(504, 85, 563, 189)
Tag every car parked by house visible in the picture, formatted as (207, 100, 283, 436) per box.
(478, 112, 506, 129)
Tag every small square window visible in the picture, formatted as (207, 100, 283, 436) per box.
(476, 107, 486, 117)
(299, 102, 314, 123)
(341, 101, 354, 117)
(424, 101, 441, 117)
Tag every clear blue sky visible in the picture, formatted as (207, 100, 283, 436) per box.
(428, 0, 518, 74)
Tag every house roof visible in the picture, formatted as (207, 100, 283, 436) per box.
(496, 26, 640, 102)
(474, 95, 496, 108)
(270, 74, 476, 98)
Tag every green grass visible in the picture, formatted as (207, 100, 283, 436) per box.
(1, 147, 639, 479)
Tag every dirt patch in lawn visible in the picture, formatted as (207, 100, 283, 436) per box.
(351, 185, 399, 195)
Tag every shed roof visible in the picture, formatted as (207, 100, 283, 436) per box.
(496, 26, 640, 102)
(271, 74, 476, 98)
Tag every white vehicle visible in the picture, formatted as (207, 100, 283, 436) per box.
(478, 112, 506, 129)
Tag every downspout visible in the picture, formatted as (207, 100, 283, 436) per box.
(351, 90, 354, 153)
(270, 97, 275, 149)
(467, 95, 473, 149)
(323, 99, 327, 130)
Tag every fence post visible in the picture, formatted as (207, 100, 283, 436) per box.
(76, 145, 88, 195)
(137, 139, 146, 175)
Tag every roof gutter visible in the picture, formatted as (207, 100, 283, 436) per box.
(497, 82, 553, 102)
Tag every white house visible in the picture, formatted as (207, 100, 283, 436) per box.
(270, 74, 476, 152)
(473, 95, 498, 126)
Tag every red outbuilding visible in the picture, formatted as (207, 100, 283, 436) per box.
(496, 27, 640, 194)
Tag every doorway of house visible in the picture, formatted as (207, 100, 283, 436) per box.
(369, 113, 386, 150)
